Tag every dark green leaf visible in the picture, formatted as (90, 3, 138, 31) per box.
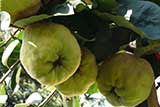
(145, 0, 160, 5)
(14, 14, 53, 28)
(118, 1, 160, 40)
(95, 0, 118, 13)
(93, 11, 145, 38)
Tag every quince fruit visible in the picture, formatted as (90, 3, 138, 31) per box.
(97, 53, 154, 106)
(20, 22, 81, 86)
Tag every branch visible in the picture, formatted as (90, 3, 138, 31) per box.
(0, 29, 20, 48)
(147, 83, 159, 107)
(134, 40, 160, 57)
(10, 24, 24, 30)
(38, 88, 57, 107)
(0, 37, 12, 48)
(10, 29, 19, 39)
(0, 59, 20, 83)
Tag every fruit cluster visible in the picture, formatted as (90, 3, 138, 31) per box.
(1, 0, 155, 107)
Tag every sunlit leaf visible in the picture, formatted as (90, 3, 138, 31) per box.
(0, 11, 11, 31)
(69, 0, 86, 8)
(14, 103, 28, 107)
(51, 3, 74, 16)
(87, 83, 98, 94)
(1, 39, 20, 67)
(0, 83, 6, 95)
(73, 96, 80, 107)
(16, 31, 24, 40)
(46, 85, 55, 92)
(16, 66, 22, 84)
(0, 83, 7, 106)
(0, 95, 8, 104)
(25, 92, 42, 104)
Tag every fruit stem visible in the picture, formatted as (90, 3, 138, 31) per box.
(147, 83, 159, 107)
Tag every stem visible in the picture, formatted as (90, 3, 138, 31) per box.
(0, 60, 20, 83)
(10, 29, 19, 37)
(134, 40, 160, 57)
(147, 83, 159, 107)
(0, 29, 20, 48)
(38, 88, 56, 107)
(59, 92, 68, 107)
(10, 29, 20, 39)
(10, 24, 24, 30)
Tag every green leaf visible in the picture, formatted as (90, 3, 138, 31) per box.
(0, 83, 6, 95)
(117, 0, 138, 4)
(75, 3, 88, 13)
(95, 0, 118, 13)
(0, 11, 11, 31)
(14, 3, 75, 28)
(16, 31, 24, 40)
(73, 96, 80, 107)
(145, 0, 160, 5)
(7, 43, 21, 67)
(1, 39, 20, 67)
(9, 66, 21, 90)
(123, 1, 160, 40)
(16, 66, 22, 84)
(86, 82, 98, 94)
(67, 97, 80, 107)
(51, 3, 74, 16)
(25, 92, 42, 104)
(14, 14, 53, 28)
(0, 83, 7, 106)
(14, 103, 29, 107)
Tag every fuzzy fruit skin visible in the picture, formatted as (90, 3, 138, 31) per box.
(57, 48, 97, 96)
(20, 22, 81, 86)
(97, 53, 154, 106)
(1, 0, 41, 23)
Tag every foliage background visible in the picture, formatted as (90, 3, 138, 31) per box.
(1, 0, 160, 107)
